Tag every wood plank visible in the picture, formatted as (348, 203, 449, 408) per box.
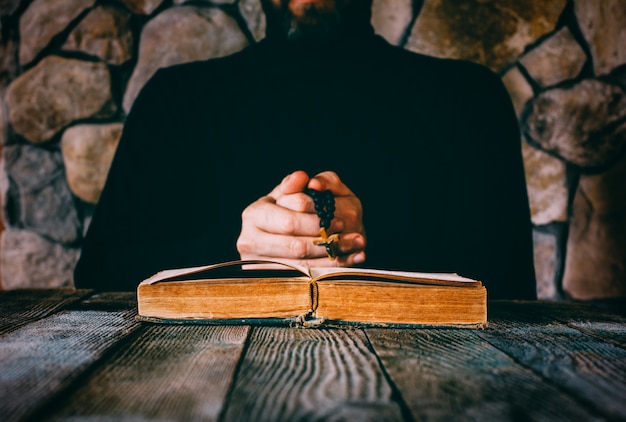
(0, 309, 140, 421)
(221, 327, 406, 421)
(0, 289, 92, 335)
(479, 317, 626, 421)
(490, 300, 626, 347)
(72, 291, 138, 312)
(366, 328, 601, 421)
(41, 324, 249, 421)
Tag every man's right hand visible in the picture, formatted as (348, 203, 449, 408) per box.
(236, 170, 367, 268)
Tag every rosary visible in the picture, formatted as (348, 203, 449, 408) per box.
(304, 188, 339, 260)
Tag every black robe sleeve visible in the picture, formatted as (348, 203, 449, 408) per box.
(74, 68, 226, 291)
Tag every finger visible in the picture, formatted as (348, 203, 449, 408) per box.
(238, 231, 329, 260)
(242, 197, 321, 236)
(335, 232, 366, 255)
(240, 251, 367, 269)
(275, 191, 314, 213)
(268, 170, 310, 199)
(308, 171, 354, 196)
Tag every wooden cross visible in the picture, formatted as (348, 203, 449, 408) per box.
(313, 228, 339, 260)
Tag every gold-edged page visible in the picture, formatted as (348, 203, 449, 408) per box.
(314, 281, 487, 326)
(138, 276, 312, 320)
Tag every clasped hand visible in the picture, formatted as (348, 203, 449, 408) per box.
(237, 170, 366, 268)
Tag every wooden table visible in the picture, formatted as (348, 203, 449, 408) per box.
(1, 290, 625, 421)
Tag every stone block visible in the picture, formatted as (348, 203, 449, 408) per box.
(406, 0, 567, 71)
(123, 6, 249, 112)
(61, 123, 123, 204)
(6, 56, 115, 144)
(522, 142, 569, 225)
(563, 155, 626, 299)
(519, 27, 586, 88)
(63, 5, 134, 65)
(523, 79, 626, 168)
(575, 0, 626, 76)
(18, 0, 96, 65)
(0, 228, 80, 289)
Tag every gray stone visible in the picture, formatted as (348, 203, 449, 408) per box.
(563, 154, 626, 299)
(575, 0, 626, 76)
(371, 0, 413, 46)
(18, 0, 96, 65)
(63, 5, 134, 65)
(533, 229, 560, 300)
(523, 79, 626, 168)
(115, 0, 164, 15)
(123, 6, 249, 112)
(3, 144, 81, 244)
(61, 123, 123, 204)
(5, 55, 115, 144)
(406, 0, 567, 71)
(0, 228, 79, 289)
(519, 27, 587, 88)
(522, 142, 569, 225)
(501, 66, 534, 117)
(239, 0, 265, 42)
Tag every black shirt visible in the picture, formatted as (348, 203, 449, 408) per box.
(74, 34, 537, 300)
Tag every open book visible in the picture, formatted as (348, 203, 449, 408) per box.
(137, 260, 487, 328)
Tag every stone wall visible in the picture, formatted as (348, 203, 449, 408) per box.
(1, 0, 625, 299)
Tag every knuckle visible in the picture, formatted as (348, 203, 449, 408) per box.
(288, 238, 309, 259)
(236, 236, 254, 254)
(278, 214, 298, 234)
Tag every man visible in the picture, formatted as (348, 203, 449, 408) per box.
(74, 0, 537, 299)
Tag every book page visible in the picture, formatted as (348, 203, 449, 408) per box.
(309, 267, 481, 287)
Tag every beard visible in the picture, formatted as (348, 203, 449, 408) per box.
(263, 0, 371, 44)
(285, 3, 341, 43)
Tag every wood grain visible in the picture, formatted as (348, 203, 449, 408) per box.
(0, 309, 139, 421)
(221, 327, 405, 421)
(490, 299, 626, 348)
(44, 324, 249, 421)
(479, 317, 626, 420)
(367, 328, 600, 421)
(0, 289, 92, 335)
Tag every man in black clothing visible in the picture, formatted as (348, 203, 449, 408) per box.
(74, 0, 537, 300)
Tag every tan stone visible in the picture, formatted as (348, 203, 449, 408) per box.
(62, 123, 123, 204)
(115, 0, 164, 15)
(523, 79, 626, 168)
(575, 0, 626, 76)
(522, 142, 568, 225)
(563, 155, 626, 299)
(520, 27, 586, 88)
(18, 0, 96, 65)
(239, 0, 266, 42)
(0, 228, 79, 289)
(123, 6, 249, 112)
(501, 66, 534, 117)
(63, 5, 134, 65)
(406, 0, 567, 72)
(6, 55, 115, 144)
(371, 0, 414, 46)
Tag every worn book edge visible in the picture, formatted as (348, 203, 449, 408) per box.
(135, 314, 488, 329)
(137, 259, 486, 328)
